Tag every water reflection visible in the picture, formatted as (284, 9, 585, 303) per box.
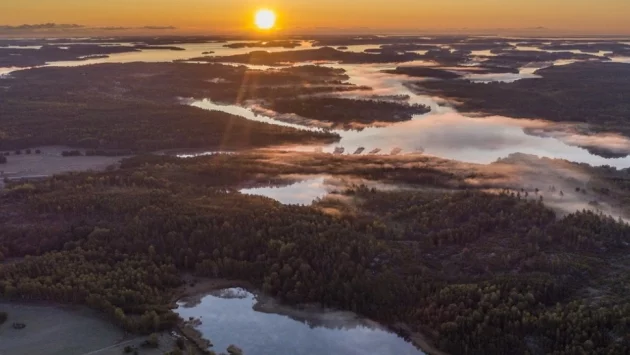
(331, 114, 630, 167)
(337, 44, 383, 53)
(1, 41, 314, 71)
(240, 177, 329, 205)
(0, 67, 18, 78)
(462, 59, 586, 83)
(462, 71, 541, 83)
(514, 45, 609, 57)
(176, 151, 235, 158)
(190, 98, 630, 168)
(327, 63, 448, 112)
(470, 49, 495, 57)
(0, 67, 24, 77)
(175, 288, 425, 355)
(4, 39, 630, 170)
(189, 98, 320, 132)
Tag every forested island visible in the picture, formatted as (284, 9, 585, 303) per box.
(0, 63, 362, 151)
(0, 43, 186, 68)
(417, 62, 630, 155)
(310, 35, 468, 47)
(190, 47, 426, 65)
(1, 152, 630, 354)
(264, 97, 430, 127)
(0, 44, 137, 67)
(223, 40, 302, 49)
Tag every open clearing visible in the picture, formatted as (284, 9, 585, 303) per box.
(0, 303, 178, 355)
(0, 303, 124, 355)
(0, 146, 126, 188)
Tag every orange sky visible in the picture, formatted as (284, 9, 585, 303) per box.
(1, 0, 629, 35)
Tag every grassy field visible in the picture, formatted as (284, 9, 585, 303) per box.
(0, 146, 124, 189)
(0, 303, 125, 355)
(0, 302, 182, 355)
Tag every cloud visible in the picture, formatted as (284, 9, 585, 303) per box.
(94, 26, 177, 31)
(97, 26, 133, 31)
(142, 26, 177, 30)
(0, 23, 84, 31)
(0, 23, 177, 35)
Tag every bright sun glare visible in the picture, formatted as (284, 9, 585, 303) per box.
(255, 9, 276, 30)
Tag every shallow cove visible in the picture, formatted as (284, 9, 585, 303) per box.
(175, 288, 425, 355)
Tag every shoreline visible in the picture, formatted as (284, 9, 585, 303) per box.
(171, 275, 448, 355)
(170, 275, 255, 354)
(410, 332, 448, 355)
(171, 275, 255, 307)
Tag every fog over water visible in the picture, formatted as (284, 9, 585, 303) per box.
(460, 71, 541, 83)
(237, 175, 402, 205)
(191, 58, 630, 169)
(4, 38, 630, 352)
(240, 177, 330, 205)
(175, 288, 425, 355)
(4, 38, 630, 170)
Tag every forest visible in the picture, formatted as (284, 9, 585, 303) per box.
(264, 97, 430, 127)
(1, 152, 629, 354)
(0, 43, 186, 68)
(0, 63, 360, 151)
(419, 62, 630, 140)
(0, 44, 137, 67)
(192, 47, 426, 65)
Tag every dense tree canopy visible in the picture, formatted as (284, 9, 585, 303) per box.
(0, 63, 356, 151)
(420, 63, 630, 140)
(1, 154, 629, 354)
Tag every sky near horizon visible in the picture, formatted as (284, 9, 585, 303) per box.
(1, 0, 629, 34)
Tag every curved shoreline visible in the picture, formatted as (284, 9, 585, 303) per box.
(170, 276, 255, 354)
(171, 275, 447, 355)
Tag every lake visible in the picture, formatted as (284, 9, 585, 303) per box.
(240, 177, 330, 205)
(191, 92, 630, 169)
(3, 38, 630, 169)
(175, 288, 425, 355)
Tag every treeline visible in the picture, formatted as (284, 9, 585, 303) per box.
(0, 97, 337, 152)
(60, 150, 133, 157)
(267, 97, 430, 127)
(190, 47, 425, 65)
(0, 63, 361, 152)
(0, 155, 629, 354)
(419, 62, 630, 141)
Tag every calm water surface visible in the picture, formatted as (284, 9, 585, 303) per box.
(240, 177, 329, 205)
(175, 288, 425, 355)
(3, 40, 630, 168)
(0, 67, 23, 77)
(190, 61, 630, 169)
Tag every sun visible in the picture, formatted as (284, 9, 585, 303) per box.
(255, 9, 276, 30)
